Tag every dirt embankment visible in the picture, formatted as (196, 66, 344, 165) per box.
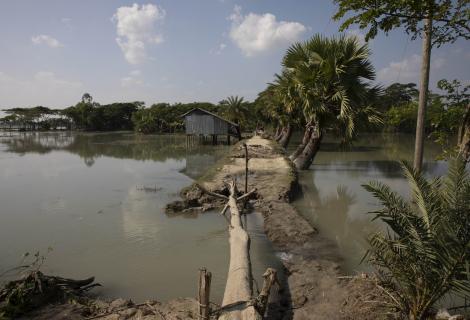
(167, 136, 384, 320)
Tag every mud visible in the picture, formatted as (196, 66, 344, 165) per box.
(20, 297, 198, 320)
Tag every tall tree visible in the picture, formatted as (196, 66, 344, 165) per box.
(333, 0, 470, 172)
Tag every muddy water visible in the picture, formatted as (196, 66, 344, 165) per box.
(289, 133, 448, 273)
(0, 131, 282, 302)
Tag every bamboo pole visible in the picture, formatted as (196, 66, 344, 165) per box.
(243, 143, 248, 194)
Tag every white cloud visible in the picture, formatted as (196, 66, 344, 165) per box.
(113, 3, 166, 64)
(31, 35, 63, 48)
(210, 43, 227, 55)
(0, 71, 82, 107)
(121, 70, 143, 87)
(228, 5, 306, 57)
(378, 54, 446, 84)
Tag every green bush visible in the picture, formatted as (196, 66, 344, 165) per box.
(363, 159, 470, 319)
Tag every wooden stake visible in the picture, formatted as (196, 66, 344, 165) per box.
(198, 268, 212, 320)
(243, 143, 248, 194)
(256, 268, 279, 317)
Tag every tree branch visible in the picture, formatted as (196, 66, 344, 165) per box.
(237, 188, 257, 202)
(196, 184, 228, 200)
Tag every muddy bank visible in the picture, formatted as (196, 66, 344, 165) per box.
(18, 297, 198, 320)
(167, 136, 386, 319)
(0, 270, 198, 320)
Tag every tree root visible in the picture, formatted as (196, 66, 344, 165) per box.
(0, 270, 100, 318)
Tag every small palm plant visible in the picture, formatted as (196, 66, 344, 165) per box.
(363, 159, 470, 320)
(220, 96, 247, 126)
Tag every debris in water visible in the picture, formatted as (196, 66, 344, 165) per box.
(276, 252, 293, 262)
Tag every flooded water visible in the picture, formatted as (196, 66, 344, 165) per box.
(0, 131, 282, 302)
(289, 133, 448, 274)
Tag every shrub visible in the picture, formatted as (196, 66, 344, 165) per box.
(363, 159, 470, 319)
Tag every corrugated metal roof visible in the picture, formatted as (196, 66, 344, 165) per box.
(180, 108, 239, 127)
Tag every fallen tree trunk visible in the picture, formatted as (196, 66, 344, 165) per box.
(197, 178, 277, 319)
(218, 180, 260, 320)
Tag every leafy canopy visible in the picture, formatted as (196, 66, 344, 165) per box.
(282, 34, 381, 142)
(333, 0, 470, 47)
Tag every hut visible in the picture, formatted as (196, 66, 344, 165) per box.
(181, 108, 240, 145)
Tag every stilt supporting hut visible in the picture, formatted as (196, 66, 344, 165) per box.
(181, 108, 240, 145)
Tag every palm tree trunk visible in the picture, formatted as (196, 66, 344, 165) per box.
(278, 124, 292, 149)
(289, 123, 313, 160)
(293, 131, 323, 170)
(458, 104, 470, 162)
(235, 125, 242, 140)
(413, 17, 432, 173)
(274, 126, 282, 141)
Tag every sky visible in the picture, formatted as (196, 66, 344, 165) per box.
(0, 0, 469, 111)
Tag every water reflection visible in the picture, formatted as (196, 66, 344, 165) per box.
(0, 132, 204, 167)
(294, 173, 378, 273)
(0, 131, 282, 303)
(291, 133, 448, 273)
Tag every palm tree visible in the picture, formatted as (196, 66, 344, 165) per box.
(220, 96, 248, 139)
(282, 34, 381, 169)
(220, 96, 247, 126)
(257, 73, 302, 148)
(256, 84, 283, 137)
(363, 159, 470, 320)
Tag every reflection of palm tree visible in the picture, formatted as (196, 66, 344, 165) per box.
(297, 176, 377, 271)
(317, 186, 356, 247)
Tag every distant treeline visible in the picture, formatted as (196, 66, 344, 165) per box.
(0, 93, 264, 133)
(375, 81, 468, 137)
(1, 81, 468, 138)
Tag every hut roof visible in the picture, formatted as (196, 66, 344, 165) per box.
(180, 108, 238, 127)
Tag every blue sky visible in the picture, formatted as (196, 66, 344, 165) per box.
(0, 0, 468, 110)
